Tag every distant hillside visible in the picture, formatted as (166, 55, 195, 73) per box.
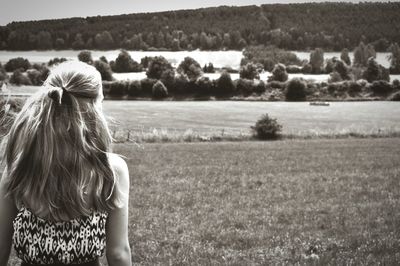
(0, 2, 399, 51)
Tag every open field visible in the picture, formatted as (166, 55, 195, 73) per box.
(7, 138, 400, 265)
(101, 101, 400, 140)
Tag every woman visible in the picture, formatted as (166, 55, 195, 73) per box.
(0, 61, 132, 266)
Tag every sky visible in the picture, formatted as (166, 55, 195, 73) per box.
(0, 0, 391, 26)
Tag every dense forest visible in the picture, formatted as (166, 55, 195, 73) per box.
(0, 2, 399, 52)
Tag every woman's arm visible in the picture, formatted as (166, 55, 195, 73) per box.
(106, 154, 132, 266)
(0, 169, 18, 266)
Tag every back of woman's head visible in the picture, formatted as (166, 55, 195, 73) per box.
(2, 61, 118, 220)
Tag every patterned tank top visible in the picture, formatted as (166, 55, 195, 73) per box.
(13, 206, 108, 265)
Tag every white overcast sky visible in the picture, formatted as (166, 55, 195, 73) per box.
(0, 0, 390, 26)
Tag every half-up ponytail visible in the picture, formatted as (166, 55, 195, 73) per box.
(2, 61, 119, 221)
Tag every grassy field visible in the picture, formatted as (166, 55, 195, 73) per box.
(7, 138, 400, 265)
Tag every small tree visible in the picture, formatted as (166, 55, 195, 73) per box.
(10, 69, 32, 85)
(251, 113, 282, 140)
(310, 48, 324, 74)
(285, 78, 307, 101)
(113, 50, 142, 73)
(240, 63, 261, 80)
(389, 42, 400, 74)
(94, 60, 113, 81)
(268, 63, 288, 82)
(77, 50, 93, 64)
(146, 56, 173, 80)
(5, 57, 31, 72)
(353, 42, 376, 67)
(152, 80, 168, 99)
(203, 63, 215, 73)
(216, 71, 235, 95)
(363, 57, 390, 82)
(340, 48, 351, 65)
(177, 57, 203, 81)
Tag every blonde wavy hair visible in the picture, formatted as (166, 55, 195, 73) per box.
(1, 61, 118, 221)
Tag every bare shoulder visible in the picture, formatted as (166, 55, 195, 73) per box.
(108, 153, 129, 188)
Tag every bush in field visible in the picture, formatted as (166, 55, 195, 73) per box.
(5, 57, 31, 72)
(172, 73, 190, 94)
(369, 80, 393, 95)
(113, 50, 143, 73)
(140, 78, 157, 95)
(94, 60, 113, 81)
(286, 65, 302, 73)
(140, 56, 156, 69)
(203, 63, 215, 73)
(99, 56, 108, 63)
(160, 69, 175, 91)
(254, 80, 266, 94)
(177, 57, 203, 81)
(341, 48, 351, 65)
(215, 71, 235, 95)
(353, 42, 376, 67)
(324, 57, 338, 74)
(285, 78, 307, 101)
(10, 70, 32, 85)
(127, 80, 142, 97)
(363, 57, 390, 82)
(239, 63, 261, 80)
(393, 79, 400, 90)
(301, 63, 312, 74)
(328, 71, 342, 83)
(152, 80, 168, 99)
(108, 81, 128, 97)
(27, 69, 44, 86)
(268, 63, 288, 82)
(310, 48, 324, 74)
(236, 78, 255, 96)
(388, 91, 400, 101)
(195, 76, 214, 95)
(48, 57, 67, 66)
(389, 43, 400, 74)
(347, 81, 363, 95)
(146, 56, 173, 79)
(334, 60, 351, 80)
(78, 50, 93, 64)
(251, 113, 282, 140)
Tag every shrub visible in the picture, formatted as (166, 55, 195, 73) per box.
(328, 71, 342, 83)
(177, 57, 203, 81)
(146, 56, 173, 79)
(152, 80, 168, 99)
(236, 78, 255, 96)
(286, 65, 302, 73)
(215, 71, 235, 95)
(108, 81, 128, 97)
(239, 63, 261, 80)
(369, 80, 393, 95)
(99, 56, 108, 63)
(160, 69, 176, 91)
(140, 56, 156, 68)
(5, 57, 31, 72)
(203, 63, 215, 73)
(363, 57, 390, 82)
(10, 70, 32, 85)
(127, 80, 142, 97)
(48, 57, 67, 66)
(347, 81, 363, 95)
(251, 113, 282, 140)
(0, 64, 8, 81)
(173, 74, 190, 94)
(27, 69, 44, 86)
(301, 63, 312, 74)
(285, 78, 307, 101)
(113, 50, 143, 73)
(195, 76, 214, 95)
(94, 60, 113, 81)
(269, 63, 288, 82)
(393, 79, 400, 90)
(310, 48, 324, 74)
(269, 81, 286, 89)
(334, 60, 351, 80)
(388, 91, 400, 101)
(254, 80, 267, 94)
(77, 50, 93, 64)
(140, 78, 157, 95)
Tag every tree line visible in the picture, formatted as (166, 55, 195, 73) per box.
(0, 2, 399, 51)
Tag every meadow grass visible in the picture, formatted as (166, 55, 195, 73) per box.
(6, 138, 400, 265)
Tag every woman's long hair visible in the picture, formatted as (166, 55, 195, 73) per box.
(1, 61, 119, 221)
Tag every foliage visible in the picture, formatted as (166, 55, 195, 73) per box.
(340, 48, 351, 65)
(236, 78, 255, 96)
(309, 48, 324, 74)
(215, 71, 235, 95)
(108, 81, 128, 97)
(195, 76, 214, 95)
(77, 50, 93, 64)
(48, 57, 67, 66)
(127, 80, 142, 97)
(251, 113, 282, 140)
(353, 42, 376, 67)
(9, 69, 32, 85)
(152, 80, 168, 98)
(27, 69, 45, 86)
(239, 63, 261, 80)
(269, 63, 288, 82)
(94, 60, 113, 81)
(363, 57, 390, 83)
(140, 78, 157, 95)
(285, 78, 307, 101)
(0, 64, 8, 81)
(113, 50, 143, 73)
(328, 72, 342, 83)
(369, 80, 393, 95)
(177, 57, 203, 81)
(203, 63, 215, 73)
(5, 57, 31, 72)
(389, 42, 400, 74)
(146, 56, 173, 79)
